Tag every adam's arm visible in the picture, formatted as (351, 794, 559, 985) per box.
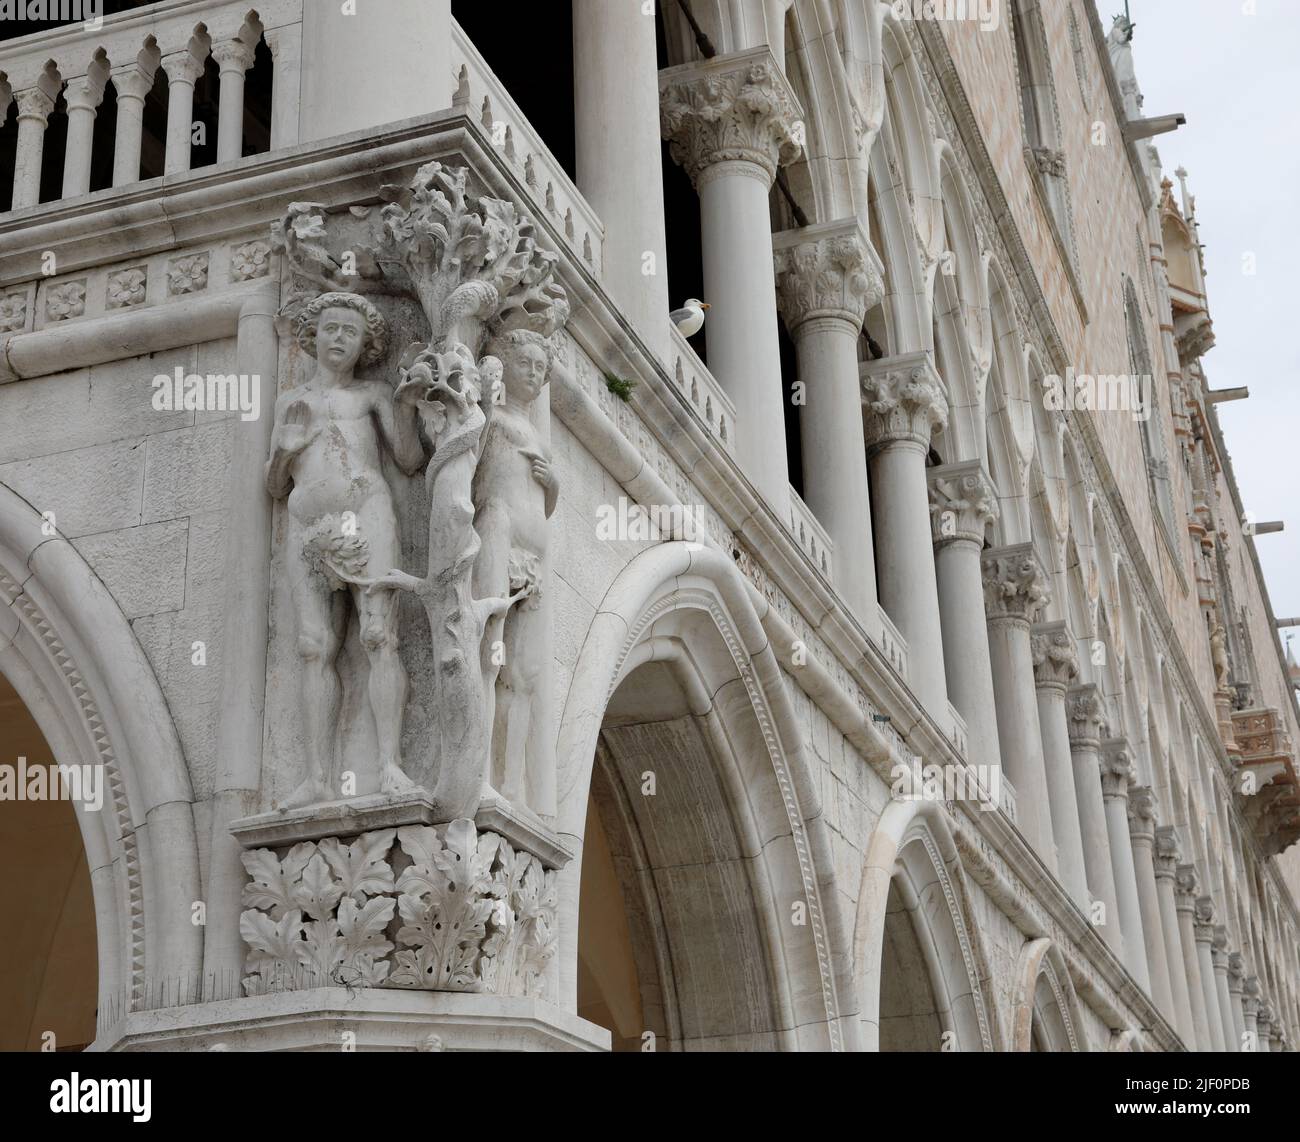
(375, 387, 427, 476)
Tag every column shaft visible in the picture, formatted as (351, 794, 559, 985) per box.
(1128, 788, 1176, 1021)
(12, 88, 54, 210)
(1034, 675, 1088, 908)
(1100, 740, 1149, 989)
(61, 78, 104, 198)
(213, 42, 255, 163)
(163, 52, 205, 174)
(111, 66, 153, 187)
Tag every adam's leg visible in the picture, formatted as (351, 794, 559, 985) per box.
(498, 600, 544, 806)
(356, 583, 412, 793)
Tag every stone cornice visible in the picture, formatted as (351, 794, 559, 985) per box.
(1031, 621, 1079, 691)
(859, 352, 947, 450)
(981, 543, 1050, 625)
(773, 217, 882, 332)
(658, 46, 802, 189)
(927, 460, 998, 547)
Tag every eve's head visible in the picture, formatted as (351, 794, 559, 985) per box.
(295, 292, 389, 373)
(485, 329, 553, 404)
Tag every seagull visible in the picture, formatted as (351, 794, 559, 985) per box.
(671, 298, 710, 338)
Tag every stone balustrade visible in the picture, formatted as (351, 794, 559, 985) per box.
(788, 484, 834, 583)
(668, 322, 737, 459)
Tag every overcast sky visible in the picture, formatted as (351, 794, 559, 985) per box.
(1091, 1, 1300, 649)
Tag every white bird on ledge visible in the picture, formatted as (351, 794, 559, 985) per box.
(671, 298, 710, 338)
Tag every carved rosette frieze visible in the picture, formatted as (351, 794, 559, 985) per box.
(1065, 683, 1105, 749)
(1127, 784, 1158, 842)
(1031, 621, 1078, 691)
(927, 460, 999, 547)
(659, 47, 803, 189)
(1153, 825, 1181, 880)
(1192, 895, 1215, 942)
(0, 291, 28, 333)
(773, 218, 884, 332)
(859, 355, 947, 450)
(1174, 862, 1200, 909)
(239, 820, 556, 999)
(980, 543, 1051, 626)
(1100, 737, 1135, 801)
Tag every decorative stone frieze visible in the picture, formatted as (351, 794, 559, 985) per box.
(659, 46, 803, 188)
(45, 280, 86, 322)
(980, 543, 1050, 625)
(1066, 683, 1106, 748)
(859, 354, 948, 450)
(1031, 621, 1078, 691)
(239, 820, 556, 999)
(106, 267, 148, 309)
(231, 240, 272, 281)
(1100, 738, 1135, 800)
(167, 252, 210, 295)
(0, 291, 27, 333)
(773, 218, 883, 331)
(927, 460, 999, 547)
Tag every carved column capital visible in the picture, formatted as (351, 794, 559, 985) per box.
(1031, 621, 1078, 691)
(773, 218, 883, 332)
(928, 460, 999, 547)
(1227, 953, 1245, 989)
(1100, 737, 1135, 800)
(162, 49, 207, 87)
(659, 46, 803, 189)
(1127, 783, 1158, 841)
(64, 72, 107, 114)
(13, 86, 55, 122)
(211, 38, 257, 75)
(1153, 825, 1182, 879)
(1193, 895, 1216, 941)
(859, 353, 947, 449)
(1174, 862, 1200, 909)
(110, 61, 156, 103)
(981, 543, 1051, 626)
(1211, 925, 1230, 970)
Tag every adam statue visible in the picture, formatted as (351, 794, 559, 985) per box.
(266, 291, 426, 806)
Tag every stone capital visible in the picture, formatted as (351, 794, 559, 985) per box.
(1100, 737, 1135, 800)
(1127, 783, 1158, 841)
(928, 460, 999, 547)
(1193, 894, 1216, 940)
(1174, 862, 1199, 907)
(1153, 825, 1181, 879)
(773, 218, 883, 332)
(63, 72, 107, 114)
(211, 38, 257, 75)
(659, 47, 802, 188)
(981, 543, 1051, 625)
(13, 86, 55, 122)
(162, 49, 207, 87)
(110, 62, 156, 102)
(1227, 952, 1245, 989)
(859, 353, 947, 450)
(1211, 925, 1230, 969)
(1031, 621, 1079, 691)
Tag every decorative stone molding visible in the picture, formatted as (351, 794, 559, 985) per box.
(167, 253, 210, 296)
(45, 280, 86, 322)
(1174, 862, 1199, 907)
(1065, 683, 1105, 748)
(239, 820, 556, 999)
(1099, 737, 1135, 800)
(106, 267, 148, 309)
(659, 46, 803, 188)
(773, 218, 884, 332)
(980, 543, 1050, 624)
(927, 460, 999, 547)
(0, 291, 27, 333)
(231, 240, 272, 282)
(1031, 621, 1078, 691)
(1127, 784, 1158, 841)
(859, 354, 948, 450)
(1153, 825, 1181, 879)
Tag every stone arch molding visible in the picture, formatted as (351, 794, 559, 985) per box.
(1010, 936, 1086, 1052)
(556, 542, 855, 1050)
(852, 796, 999, 1051)
(0, 484, 202, 1035)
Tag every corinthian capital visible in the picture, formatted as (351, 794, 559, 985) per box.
(1127, 784, 1158, 841)
(1031, 621, 1079, 690)
(211, 38, 257, 75)
(1100, 737, 1135, 800)
(660, 47, 803, 188)
(1175, 862, 1200, 906)
(1153, 825, 1181, 879)
(773, 218, 883, 331)
(928, 460, 999, 546)
(1065, 683, 1105, 748)
(981, 543, 1051, 624)
(162, 48, 208, 87)
(1193, 895, 1216, 940)
(13, 86, 55, 122)
(859, 353, 947, 449)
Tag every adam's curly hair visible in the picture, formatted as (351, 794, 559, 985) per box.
(295, 292, 389, 369)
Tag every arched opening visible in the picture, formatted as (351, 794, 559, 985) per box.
(0, 671, 97, 1051)
(878, 877, 945, 1050)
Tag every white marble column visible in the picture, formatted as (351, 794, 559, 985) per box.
(262, 24, 302, 149)
(1227, 953, 1247, 1050)
(1242, 978, 1261, 1052)
(1100, 737, 1150, 989)
(981, 545, 1054, 866)
(661, 48, 802, 513)
(1175, 864, 1212, 1050)
(1193, 897, 1227, 1051)
(1154, 826, 1198, 1046)
(1127, 785, 1177, 1021)
(860, 356, 949, 716)
(1065, 686, 1119, 943)
(928, 462, 1002, 768)
(1031, 623, 1089, 909)
(574, 0, 670, 359)
(110, 62, 156, 187)
(61, 72, 107, 198)
(11, 86, 56, 210)
(162, 49, 208, 174)
(774, 219, 882, 620)
(1212, 928, 1238, 1052)
(212, 39, 256, 163)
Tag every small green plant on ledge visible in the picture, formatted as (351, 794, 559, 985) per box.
(604, 373, 637, 402)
